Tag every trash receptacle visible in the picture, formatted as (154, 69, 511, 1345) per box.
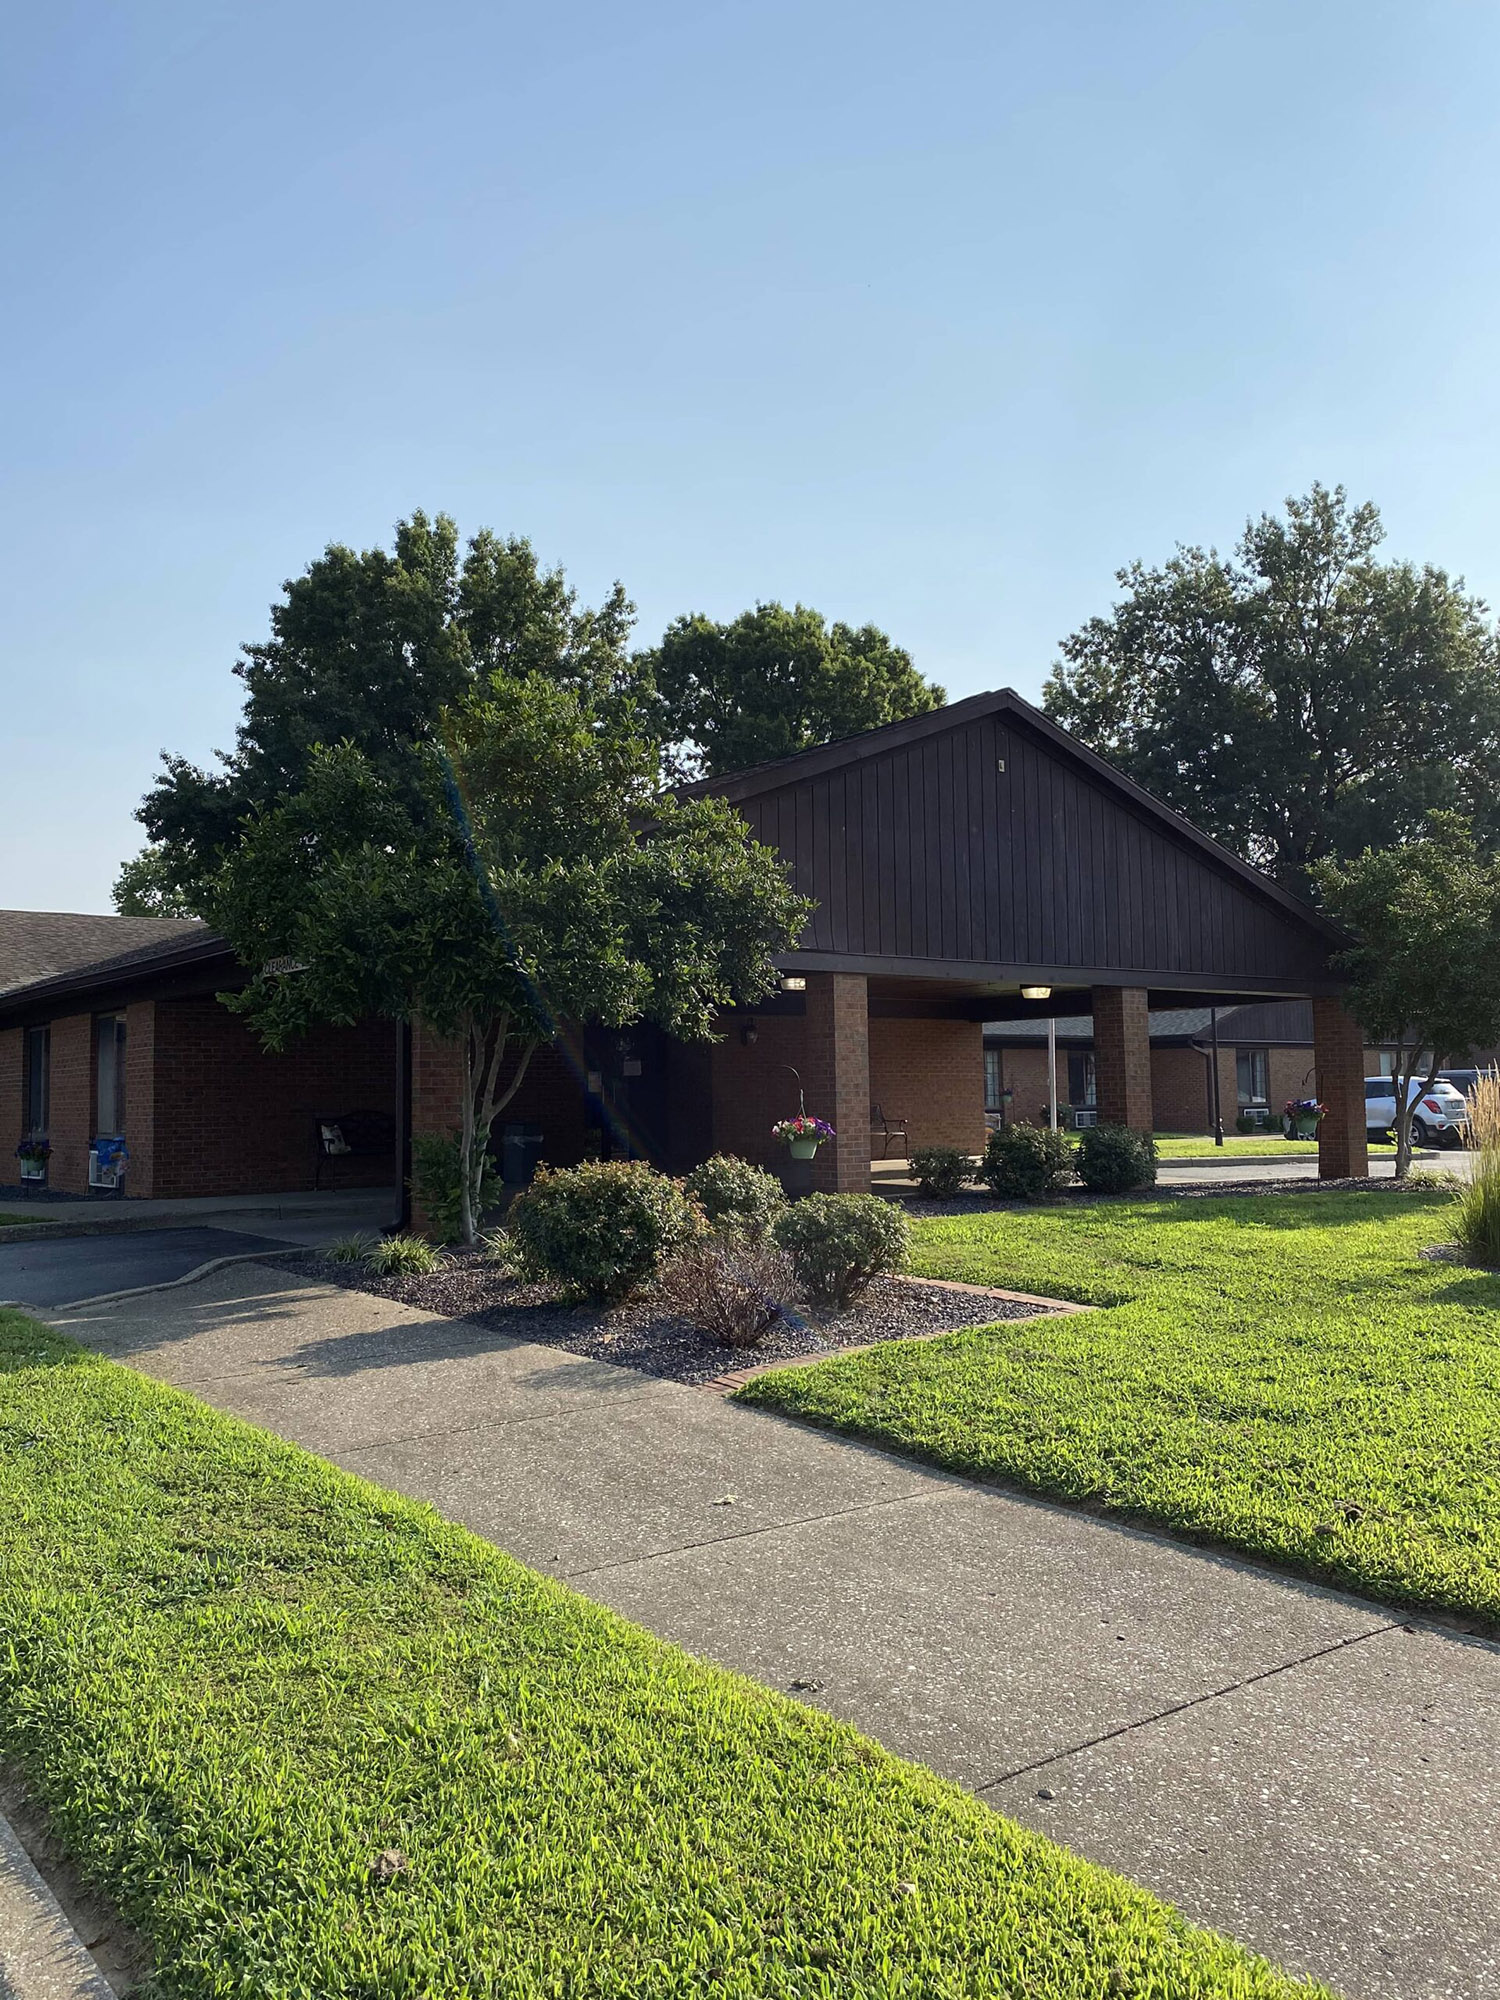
(501, 1122, 545, 1188)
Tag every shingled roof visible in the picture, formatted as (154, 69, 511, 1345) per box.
(0, 911, 208, 997)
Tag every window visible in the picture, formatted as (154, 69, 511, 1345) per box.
(983, 1047, 1003, 1113)
(1067, 1051, 1097, 1107)
(1236, 1048, 1269, 1106)
(1366, 1080, 1390, 1102)
(95, 1013, 127, 1137)
(23, 1025, 49, 1136)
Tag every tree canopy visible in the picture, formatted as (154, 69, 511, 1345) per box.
(1045, 485, 1500, 895)
(125, 514, 644, 912)
(646, 601, 945, 779)
(1315, 814, 1500, 1175)
(207, 672, 808, 1240)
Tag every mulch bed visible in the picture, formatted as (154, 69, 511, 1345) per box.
(280, 1251, 1049, 1389)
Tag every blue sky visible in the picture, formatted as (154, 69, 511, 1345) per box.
(6, 0, 1500, 910)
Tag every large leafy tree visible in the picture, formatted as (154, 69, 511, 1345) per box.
(1045, 486, 1500, 895)
(118, 513, 643, 911)
(205, 674, 809, 1242)
(1315, 815, 1500, 1177)
(646, 601, 944, 779)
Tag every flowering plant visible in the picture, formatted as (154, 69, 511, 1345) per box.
(771, 1115, 835, 1146)
(15, 1138, 51, 1162)
(1283, 1098, 1327, 1120)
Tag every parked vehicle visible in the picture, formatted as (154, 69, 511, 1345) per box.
(1438, 1067, 1498, 1102)
(1364, 1077, 1470, 1148)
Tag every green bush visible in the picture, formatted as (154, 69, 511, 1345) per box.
(1455, 1161, 1500, 1264)
(507, 1160, 702, 1301)
(410, 1132, 503, 1245)
(977, 1123, 1075, 1200)
(366, 1233, 442, 1276)
(773, 1193, 909, 1308)
(1075, 1123, 1157, 1194)
(908, 1146, 974, 1198)
(683, 1153, 786, 1240)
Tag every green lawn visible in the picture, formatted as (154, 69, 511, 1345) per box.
(739, 1191, 1500, 1625)
(0, 1211, 43, 1225)
(0, 1311, 1324, 1999)
(1153, 1134, 1397, 1160)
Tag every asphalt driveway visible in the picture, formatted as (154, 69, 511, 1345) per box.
(0, 1227, 294, 1309)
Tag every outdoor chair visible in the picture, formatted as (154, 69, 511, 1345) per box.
(313, 1110, 396, 1189)
(870, 1103, 909, 1158)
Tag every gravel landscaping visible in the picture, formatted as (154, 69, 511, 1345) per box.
(280, 1251, 1048, 1387)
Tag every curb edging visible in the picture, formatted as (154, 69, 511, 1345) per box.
(0, 1807, 115, 2000)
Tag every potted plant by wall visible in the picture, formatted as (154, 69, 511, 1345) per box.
(772, 1114, 835, 1161)
(1281, 1096, 1327, 1140)
(15, 1138, 50, 1184)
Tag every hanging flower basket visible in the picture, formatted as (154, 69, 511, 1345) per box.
(772, 1115, 835, 1160)
(1282, 1098, 1327, 1140)
(15, 1139, 50, 1182)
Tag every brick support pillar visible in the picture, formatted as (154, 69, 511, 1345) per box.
(1091, 985, 1153, 1132)
(802, 973, 870, 1192)
(409, 1020, 466, 1231)
(123, 1000, 158, 1198)
(0, 1028, 22, 1169)
(1313, 996, 1369, 1180)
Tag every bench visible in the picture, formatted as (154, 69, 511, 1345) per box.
(870, 1103, 909, 1159)
(313, 1110, 396, 1189)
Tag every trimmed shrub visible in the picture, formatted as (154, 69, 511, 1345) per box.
(683, 1153, 787, 1241)
(507, 1160, 702, 1301)
(1075, 1123, 1158, 1194)
(978, 1123, 1075, 1200)
(656, 1238, 800, 1347)
(909, 1146, 975, 1199)
(410, 1132, 503, 1245)
(773, 1193, 909, 1308)
(366, 1233, 442, 1276)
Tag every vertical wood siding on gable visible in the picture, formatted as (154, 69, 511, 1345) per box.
(734, 714, 1327, 984)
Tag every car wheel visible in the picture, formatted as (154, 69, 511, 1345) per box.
(1411, 1117, 1430, 1148)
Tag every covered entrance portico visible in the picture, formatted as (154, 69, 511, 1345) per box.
(682, 688, 1370, 1188)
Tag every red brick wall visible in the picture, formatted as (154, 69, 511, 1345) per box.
(123, 1001, 158, 1195)
(1151, 1046, 1209, 1132)
(803, 975, 870, 1192)
(868, 1018, 985, 1154)
(708, 1013, 811, 1170)
(1313, 997, 1369, 1177)
(145, 1000, 396, 1198)
(47, 1014, 94, 1193)
(0, 1028, 21, 1171)
(1092, 986, 1153, 1131)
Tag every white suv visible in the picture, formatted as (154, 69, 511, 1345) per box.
(1364, 1078, 1470, 1148)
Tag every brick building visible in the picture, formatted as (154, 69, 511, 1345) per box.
(1, 687, 1377, 1204)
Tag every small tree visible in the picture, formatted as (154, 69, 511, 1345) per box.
(1315, 815, 1500, 1177)
(205, 673, 809, 1242)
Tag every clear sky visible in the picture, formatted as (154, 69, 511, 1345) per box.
(5, 0, 1500, 912)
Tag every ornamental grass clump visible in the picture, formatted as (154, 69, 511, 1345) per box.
(365, 1233, 442, 1276)
(507, 1160, 702, 1301)
(978, 1123, 1075, 1200)
(1455, 1073, 1500, 1266)
(773, 1193, 909, 1308)
(682, 1154, 787, 1241)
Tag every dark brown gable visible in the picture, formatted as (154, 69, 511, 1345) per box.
(722, 701, 1336, 992)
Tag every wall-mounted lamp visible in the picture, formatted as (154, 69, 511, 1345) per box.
(1020, 985, 1052, 1001)
(740, 1018, 759, 1046)
(779, 975, 807, 992)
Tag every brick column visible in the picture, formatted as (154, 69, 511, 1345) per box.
(0, 1028, 22, 1169)
(802, 973, 870, 1192)
(1313, 996, 1369, 1180)
(123, 1000, 157, 1198)
(1091, 985, 1153, 1131)
(409, 1019, 466, 1231)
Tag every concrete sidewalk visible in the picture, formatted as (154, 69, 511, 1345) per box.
(52, 1264, 1500, 2000)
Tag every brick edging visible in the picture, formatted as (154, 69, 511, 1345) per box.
(702, 1279, 1092, 1394)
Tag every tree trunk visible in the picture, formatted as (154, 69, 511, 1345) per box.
(1392, 1050, 1444, 1181)
(454, 1013, 540, 1247)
